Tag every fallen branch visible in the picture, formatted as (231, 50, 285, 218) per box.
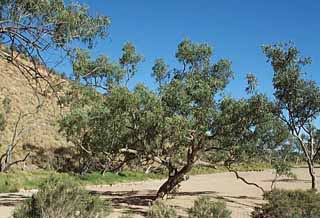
(226, 165, 265, 193)
(2, 152, 30, 172)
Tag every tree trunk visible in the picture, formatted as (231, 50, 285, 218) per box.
(156, 161, 193, 199)
(307, 161, 318, 191)
(156, 135, 202, 199)
(156, 165, 192, 199)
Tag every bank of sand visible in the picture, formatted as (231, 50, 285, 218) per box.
(0, 168, 319, 218)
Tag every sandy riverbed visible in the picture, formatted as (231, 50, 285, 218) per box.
(0, 167, 318, 218)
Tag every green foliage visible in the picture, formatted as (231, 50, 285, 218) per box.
(262, 42, 320, 125)
(262, 42, 320, 189)
(0, 0, 110, 92)
(72, 42, 142, 90)
(0, 0, 110, 47)
(147, 200, 177, 218)
(62, 38, 290, 198)
(252, 190, 320, 218)
(175, 39, 212, 66)
(188, 197, 232, 218)
(13, 177, 110, 218)
(0, 0, 306, 201)
(58, 84, 107, 172)
(72, 49, 126, 89)
(120, 42, 144, 82)
(0, 173, 21, 192)
(272, 160, 296, 179)
(152, 58, 170, 86)
(211, 94, 288, 169)
(270, 142, 298, 185)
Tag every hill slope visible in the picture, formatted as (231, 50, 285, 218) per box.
(0, 58, 71, 168)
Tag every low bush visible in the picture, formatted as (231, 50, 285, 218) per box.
(251, 189, 320, 218)
(12, 177, 111, 218)
(188, 196, 232, 218)
(147, 200, 177, 218)
(0, 173, 20, 192)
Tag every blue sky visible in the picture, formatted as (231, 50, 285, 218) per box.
(69, 0, 320, 98)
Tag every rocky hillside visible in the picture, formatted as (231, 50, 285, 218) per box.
(0, 58, 71, 168)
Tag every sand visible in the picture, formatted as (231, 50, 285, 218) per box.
(0, 167, 319, 218)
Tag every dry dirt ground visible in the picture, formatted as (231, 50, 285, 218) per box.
(0, 167, 319, 218)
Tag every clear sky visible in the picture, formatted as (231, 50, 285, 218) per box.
(71, 0, 320, 98)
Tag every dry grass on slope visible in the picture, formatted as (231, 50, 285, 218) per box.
(0, 58, 72, 169)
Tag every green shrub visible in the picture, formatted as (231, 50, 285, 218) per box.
(188, 196, 232, 218)
(13, 177, 111, 218)
(147, 200, 177, 218)
(0, 173, 21, 192)
(252, 189, 320, 218)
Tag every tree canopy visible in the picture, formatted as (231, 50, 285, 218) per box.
(0, 0, 110, 92)
(59, 39, 290, 198)
(263, 42, 320, 190)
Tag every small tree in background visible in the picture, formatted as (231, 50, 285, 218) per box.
(263, 42, 320, 190)
(270, 141, 298, 190)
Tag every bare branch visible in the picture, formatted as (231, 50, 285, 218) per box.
(226, 165, 265, 193)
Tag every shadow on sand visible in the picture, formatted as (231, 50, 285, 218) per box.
(90, 189, 260, 216)
(0, 189, 264, 216)
(0, 193, 30, 207)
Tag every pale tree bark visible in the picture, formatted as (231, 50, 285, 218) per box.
(0, 111, 35, 172)
(293, 129, 319, 191)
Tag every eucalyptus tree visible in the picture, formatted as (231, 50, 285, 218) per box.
(150, 40, 289, 198)
(59, 40, 294, 195)
(262, 43, 320, 190)
(0, 0, 110, 93)
(61, 39, 289, 198)
(60, 39, 233, 195)
(149, 40, 233, 198)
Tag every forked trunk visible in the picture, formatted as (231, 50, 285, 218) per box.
(156, 162, 193, 199)
(156, 138, 202, 199)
